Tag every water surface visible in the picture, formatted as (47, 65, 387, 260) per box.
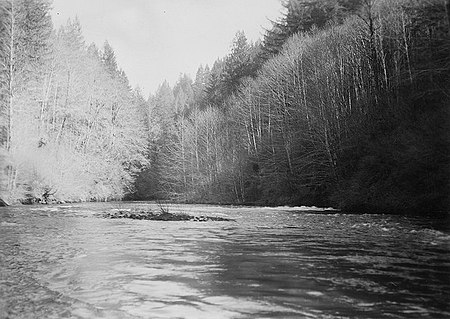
(1, 202, 449, 318)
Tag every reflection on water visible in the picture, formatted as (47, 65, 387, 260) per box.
(0, 202, 449, 318)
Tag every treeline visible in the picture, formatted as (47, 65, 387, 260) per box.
(1, 0, 448, 213)
(0, 0, 147, 203)
(134, 0, 449, 213)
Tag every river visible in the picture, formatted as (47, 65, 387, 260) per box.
(0, 202, 449, 318)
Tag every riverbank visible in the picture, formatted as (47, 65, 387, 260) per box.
(3, 192, 447, 217)
(160, 196, 450, 216)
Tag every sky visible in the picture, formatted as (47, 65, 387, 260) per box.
(51, 0, 284, 97)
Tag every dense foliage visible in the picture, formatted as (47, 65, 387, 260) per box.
(0, 0, 147, 203)
(132, 0, 449, 214)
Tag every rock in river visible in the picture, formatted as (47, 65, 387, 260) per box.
(99, 209, 233, 222)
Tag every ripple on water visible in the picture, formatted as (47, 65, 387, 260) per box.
(1, 203, 449, 318)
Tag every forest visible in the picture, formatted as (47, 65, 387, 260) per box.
(0, 0, 449, 214)
(0, 0, 148, 203)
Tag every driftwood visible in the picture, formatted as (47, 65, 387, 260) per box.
(0, 197, 9, 206)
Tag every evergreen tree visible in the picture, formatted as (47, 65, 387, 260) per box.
(222, 31, 258, 97)
(192, 65, 210, 110)
(260, 0, 362, 60)
(204, 59, 225, 108)
(101, 40, 118, 77)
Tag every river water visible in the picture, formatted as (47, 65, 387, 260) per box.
(0, 202, 449, 319)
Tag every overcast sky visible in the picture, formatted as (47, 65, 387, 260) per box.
(51, 0, 283, 97)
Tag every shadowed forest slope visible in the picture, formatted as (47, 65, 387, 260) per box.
(132, 0, 450, 214)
